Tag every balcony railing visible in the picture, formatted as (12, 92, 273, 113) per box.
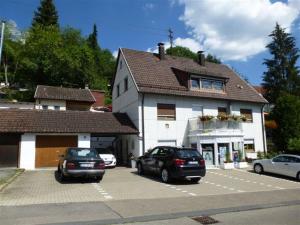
(189, 117, 242, 134)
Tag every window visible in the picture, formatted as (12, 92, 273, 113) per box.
(42, 105, 48, 110)
(157, 103, 176, 120)
(190, 76, 225, 92)
(124, 77, 128, 92)
(54, 106, 60, 110)
(191, 78, 200, 89)
(240, 109, 253, 122)
(218, 107, 227, 116)
(116, 84, 120, 97)
(201, 79, 213, 89)
(119, 60, 122, 69)
(273, 156, 289, 163)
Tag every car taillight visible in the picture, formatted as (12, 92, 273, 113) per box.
(66, 162, 75, 169)
(174, 158, 185, 166)
(95, 162, 105, 169)
(199, 159, 205, 166)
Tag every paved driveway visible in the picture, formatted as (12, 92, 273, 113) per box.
(0, 167, 299, 206)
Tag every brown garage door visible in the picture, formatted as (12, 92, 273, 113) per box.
(35, 135, 78, 168)
(0, 134, 20, 168)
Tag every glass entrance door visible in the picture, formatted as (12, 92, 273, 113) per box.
(218, 143, 229, 164)
(201, 144, 214, 166)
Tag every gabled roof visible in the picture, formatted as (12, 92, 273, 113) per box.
(35, 85, 96, 103)
(120, 48, 267, 104)
(0, 109, 138, 134)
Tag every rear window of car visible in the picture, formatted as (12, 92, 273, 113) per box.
(67, 148, 99, 158)
(176, 149, 201, 158)
(96, 149, 113, 154)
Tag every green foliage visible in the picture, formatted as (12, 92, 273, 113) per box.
(32, 0, 59, 27)
(225, 148, 232, 163)
(87, 24, 99, 50)
(288, 138, 300, 152)
(257, 152, 264, 159)
(206, 53, 221, 64)
(271, 93, 300, 152)
(166, 46, 197, 60)
(262, 23, 300, 104)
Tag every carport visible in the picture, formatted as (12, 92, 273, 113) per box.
(0, 109, 138, 169)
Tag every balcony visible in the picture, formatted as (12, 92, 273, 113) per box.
(188, 117, 243, 136)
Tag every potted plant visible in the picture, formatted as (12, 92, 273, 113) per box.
(235, 149, 248, 169)
(217, 114, 229, 121)
(220, 149, 234, 169)
(199, 115, 215, 122)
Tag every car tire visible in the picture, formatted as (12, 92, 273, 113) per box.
(58, 169, 65, 181)
(95, 176, 103, 182)
(137, 163, 144, 175)
(190, 177, 201, 183)
(296, 172, 300, 182)
(254, 164, 263, 174)
(161, 168, 171, 183)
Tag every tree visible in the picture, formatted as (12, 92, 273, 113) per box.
(271, 93, 300, 152)
(262, 23, 300, 103)
(32, 0, 59, 27)
(87, 24, 100, 50)
(206, 53, 221, 64)
(166, 46, 221, 64)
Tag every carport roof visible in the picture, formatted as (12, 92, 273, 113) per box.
(0, 109, 138, 134)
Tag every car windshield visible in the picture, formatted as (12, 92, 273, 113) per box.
(176, 149, 201, 158)
(96, 149, 113, 154)
(67, 148, 99, 158)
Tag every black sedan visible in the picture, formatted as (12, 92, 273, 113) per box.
(136, 146, 206, 183)
(57, 147, 105, 182)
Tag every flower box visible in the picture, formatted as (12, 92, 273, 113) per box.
(235, 162, 248, 169)
(220, 162, 234, 169)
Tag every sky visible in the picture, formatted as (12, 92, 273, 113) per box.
(1, 0, 300, 85)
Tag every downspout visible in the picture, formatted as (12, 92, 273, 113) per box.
(142, 93, 145, 154)
(261, 104, 267, 155)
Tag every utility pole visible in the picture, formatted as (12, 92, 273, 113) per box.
(168, 28, 174, 48)
(0, 21, 7, 85)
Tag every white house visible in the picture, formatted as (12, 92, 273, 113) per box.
(112, 43, 268, 167)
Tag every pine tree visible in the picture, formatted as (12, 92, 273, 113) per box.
(32, 0, 59, 27)
(262, 23, 300, 103)
(87, 24, 100, 50)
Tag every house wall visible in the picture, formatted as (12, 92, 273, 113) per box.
(19, 133, 91, 170)
(140, 94, 265, 154)
(112, 51, 140, 157)
(35, 99, 66, 110)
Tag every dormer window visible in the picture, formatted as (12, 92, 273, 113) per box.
(190, 76, 225, 92)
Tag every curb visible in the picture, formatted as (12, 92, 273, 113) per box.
(0, 169, 24, 192)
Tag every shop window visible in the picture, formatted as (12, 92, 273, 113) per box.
(240, 109, 253, 122)
(218, 107, 227, 116)
(157, 103, 176, 120)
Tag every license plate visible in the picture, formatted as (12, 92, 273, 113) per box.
(188, 161, 199, 165)
(80, 163, 93, 168)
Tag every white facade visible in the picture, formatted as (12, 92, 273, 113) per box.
(19, 133, 91, 170)
(35, 99, 66, 110)
(113, 50, 266, 166)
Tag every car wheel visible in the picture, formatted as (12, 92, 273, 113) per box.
(254, 164, 263, 174)
(161, 168, 170, 183)
(296, 172, 300, 182)
(58, 169, 65, 181)
(137, 163, 144, 175)
(190, 177, 201, 183)
(95, 176, 103, 182)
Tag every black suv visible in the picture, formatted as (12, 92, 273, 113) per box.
(57, 147, 105, 182)
(136, 146, 206, 183)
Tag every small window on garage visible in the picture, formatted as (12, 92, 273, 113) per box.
(42, 105, 48, 110)
(116, 84, 120, 98)
(124, 77, 128, 92)
(157, 103, 176, 120)
(240, 109, 253, 122)
(54, 106, 60, 110)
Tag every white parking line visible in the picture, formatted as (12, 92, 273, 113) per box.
(92, 184, 113, 200)
(189, 193, 197, 196)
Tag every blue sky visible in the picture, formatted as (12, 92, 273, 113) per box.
(1, 0, 300, 85)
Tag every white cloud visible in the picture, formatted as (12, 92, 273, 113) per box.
(175, 0, 300, 61)
(147, 37, 202, 53)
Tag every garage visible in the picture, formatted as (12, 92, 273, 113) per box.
(35, 135, 78, 168)
(0, 134, 20, 168)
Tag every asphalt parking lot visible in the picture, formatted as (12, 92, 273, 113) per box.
(0, 167, 299, 206)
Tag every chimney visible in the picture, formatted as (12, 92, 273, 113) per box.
(158, 43, 165, 60)
(197, 51, 205, 66)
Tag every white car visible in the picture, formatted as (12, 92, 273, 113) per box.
(96, 149, 116, 168)
(253, 154, 300, 181)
